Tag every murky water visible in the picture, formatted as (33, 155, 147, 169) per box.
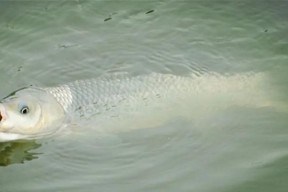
(0, 1, 288, 192)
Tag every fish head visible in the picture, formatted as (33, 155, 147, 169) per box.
(0, 87, 65, 141)
(0, 91, 42, 132)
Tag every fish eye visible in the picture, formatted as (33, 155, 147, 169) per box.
(20, 106, 29, 114)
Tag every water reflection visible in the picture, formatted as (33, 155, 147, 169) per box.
(0, 141, 41, 166)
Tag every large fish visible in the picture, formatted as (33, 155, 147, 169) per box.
(0, 72, 282, 142)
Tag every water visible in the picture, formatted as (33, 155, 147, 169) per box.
(0, 0, 288, 191)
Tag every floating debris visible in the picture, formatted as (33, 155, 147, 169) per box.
(57, 44, 76, 49)
(104, 17, 112, 22)
(145, 10, 154, 14)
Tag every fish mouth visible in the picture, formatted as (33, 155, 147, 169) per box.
(0, 104, 7, 124)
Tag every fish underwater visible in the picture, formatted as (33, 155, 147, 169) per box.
(0, 72, 284, 142)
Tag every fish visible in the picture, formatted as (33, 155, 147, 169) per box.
(0, 72, 282, 142)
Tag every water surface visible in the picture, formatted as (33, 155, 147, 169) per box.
(0, 1, 288, 192)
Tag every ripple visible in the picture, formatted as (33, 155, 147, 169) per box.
(0, 0, 288, 192)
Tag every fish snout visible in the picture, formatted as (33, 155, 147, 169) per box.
(0, 104, 7, 123)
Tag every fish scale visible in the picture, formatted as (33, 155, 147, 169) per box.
(43, 73, 192, 119)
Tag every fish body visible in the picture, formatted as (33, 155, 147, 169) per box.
(0, 72, 280, 141)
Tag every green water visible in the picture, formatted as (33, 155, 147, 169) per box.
(0, 1, 288, 192)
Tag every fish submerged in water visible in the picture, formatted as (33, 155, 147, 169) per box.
(0, 72, 282, 142)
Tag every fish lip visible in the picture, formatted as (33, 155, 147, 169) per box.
(0, 132, 28, 142)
